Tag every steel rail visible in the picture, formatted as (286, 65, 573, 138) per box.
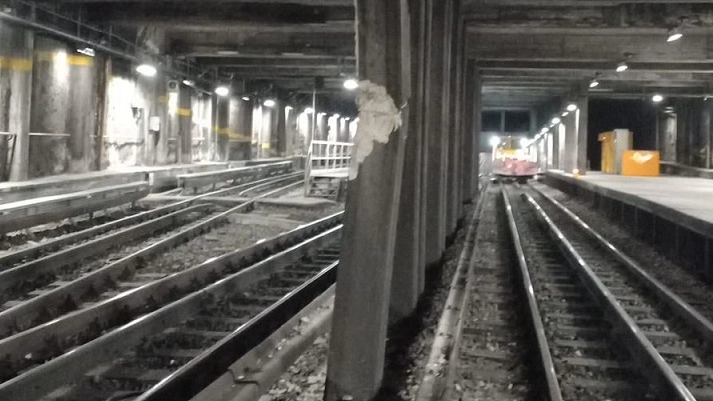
(523, 192, 696, 401)
(236, 173, 304, 197)
(501, 186, 563, 401)
(0, 203, 211, 296)
(136, 262, 338, 401)
(531, 185, 713, 342)
(0, 224, 343, 401)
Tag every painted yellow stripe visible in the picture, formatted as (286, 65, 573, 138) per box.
(34, 51, 93, 66)
(177, 108, 192, 117)
(261, 143, 271, 150)
(158, 96, 168, 104)
(0, 57, 33, 71)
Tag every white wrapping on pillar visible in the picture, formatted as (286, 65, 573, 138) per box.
(349, 80, 402, 180)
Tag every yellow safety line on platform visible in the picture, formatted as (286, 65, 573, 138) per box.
(0, 57, 33, 71)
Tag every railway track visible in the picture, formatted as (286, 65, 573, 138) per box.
(0, 210, 342, 400)
(504, 183, 713, 401)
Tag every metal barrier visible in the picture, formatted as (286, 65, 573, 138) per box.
(177, 161, 293, 193)
(0, 182, 150, 235)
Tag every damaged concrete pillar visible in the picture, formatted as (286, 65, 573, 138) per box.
(324, 0, 410, 399)
(448, 0, 464, 225)
(0, 23, 33, 181)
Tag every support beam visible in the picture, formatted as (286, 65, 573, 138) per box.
(324, 0, 409, 399)
(178, 84, 193, 163)
(576, 85, 589, 174)
(461, 60, 477, 203)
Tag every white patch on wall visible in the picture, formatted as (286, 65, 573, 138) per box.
(349, 80, 402, 180)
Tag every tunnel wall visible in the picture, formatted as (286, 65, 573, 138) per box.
(0, 24, 352, 182)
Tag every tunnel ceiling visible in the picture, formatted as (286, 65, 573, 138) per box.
(31, 0, 713, 113)
(463, 0, 713, 110)
(38, 0, 357, 110)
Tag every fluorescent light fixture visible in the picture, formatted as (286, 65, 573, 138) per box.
(566, 103, 578, 112)
(589, 79, 600, 88)
(263, 99, 276, 107)
(136, 64, 157, 77)
(333, 113, 340, 118)
(551, 117, 561, 125)
(77, 47, 95, 57)
(652, 94, 664, 103)
(616, 62, 628, 72)
(540, 128, 548, 134)
(489, 136, 501, 147)
(214, 86, 230, 97)
(285, 105, 293, 111)
(242, 96, 250, 101)
(182, 79, 195, 87)
(343, 79, 359, 90)
(304, 107, 314, 114)
(667, 28, 683, 42)
(217, 50, 239, 55)
(562, 112, 569, 117)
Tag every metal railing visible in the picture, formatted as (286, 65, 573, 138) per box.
(309, 140, 353, 174)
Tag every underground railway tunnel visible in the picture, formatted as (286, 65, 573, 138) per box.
(2, 1, 713, 400)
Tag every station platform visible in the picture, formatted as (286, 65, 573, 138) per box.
(543, 170, 713, 279)
(0, 159, 288, 205)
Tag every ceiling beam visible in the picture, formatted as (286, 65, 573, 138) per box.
(476, 60, 713, 73)
(51, 0, 352, 4)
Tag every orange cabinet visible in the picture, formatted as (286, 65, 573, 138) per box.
(621, 151, 660, 177)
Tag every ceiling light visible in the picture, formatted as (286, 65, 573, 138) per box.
(333, 113, 340, 118)
(242, 96, 250, 101)
(667, 28, 683, 43)
(551, 117, 561, 125)
(520, 138, 529, 147)
(182, 79, 195, 87)
(589, 79, 600, 88)
(652, 94, 664, 103)
(214, 86, 230, 97)
(263, 99, 276, 107)
(489, 136, 501, 147)
(77, 47, 95, 57)
(616, 62, 628, 72)
(567, 103, 578, 112)
(561, 112, 569, 117)
(217, 50, 239, 55)
(136, 64, 157, 77)
(304, 107, 314, 114)
(343, 79, 359, 90)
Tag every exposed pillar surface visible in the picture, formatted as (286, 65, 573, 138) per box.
(442, 0, 455, 234)
(275, 102, 286, 156)
(324, 0, 409, 399)
(0, 23, 34, 181)
(216, 97, 229, 161)
(424, 0, 448, 266)
(563, 111, 577, 174)
(447, 0, 463, 226)
(415, 0, 428, 295)
(285, 107, 297, 157)
(471, 72, 482, 193)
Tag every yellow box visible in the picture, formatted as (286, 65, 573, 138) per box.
(622, 150, 660, 177)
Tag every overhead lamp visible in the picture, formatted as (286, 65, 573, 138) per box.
(242, 96, 250, 101)
(489, 136, 501, 147)
(263, 99, 276, 107)
(77, 47, 95, 57)
(304, 107, 315, 114)
(667, 28, 683, 43)
(182, 79, 195, 87)
(652, 94, 664, 103)
(589, 79, 600, 88)
(664, 106, 675, 114)
(136, 64, 157, 77)
(616, 62, 628, 72)
(343, 78, 359, 90)
(566, 103, 578, 112)
(540, 128, 548, 134)
(285, 105, 293, 111)
(551, 117, 561, 125)
(561, 111, 569, 117)
(214, 86, 230, 97)
(520, 138, 529, 147)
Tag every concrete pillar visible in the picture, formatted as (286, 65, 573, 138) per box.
(390, 0, 419, 321)
(447, 0, 463, 227)
(563, 111, 577, 174)
(472, 72, 482, 194)
(442, 0, 455, 235)
(324, 0, 410, 399)
(0, 23, 33, 182)
(216, 97, 229, 161)
(275, 102, 286, 156)
(285, 106, 297, 156)
(66, 50, 97, 174)
(227, 97, 252, 161)
(557, 123, 566, 170)
(461, 60, 477, 203)
(178, 84, 192, 164)
(414, 0, 429, 296)
(576, 93, 589, 173)
(424, 0, 448, 266)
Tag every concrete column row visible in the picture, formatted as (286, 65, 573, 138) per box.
(325, 0, 476, 399)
